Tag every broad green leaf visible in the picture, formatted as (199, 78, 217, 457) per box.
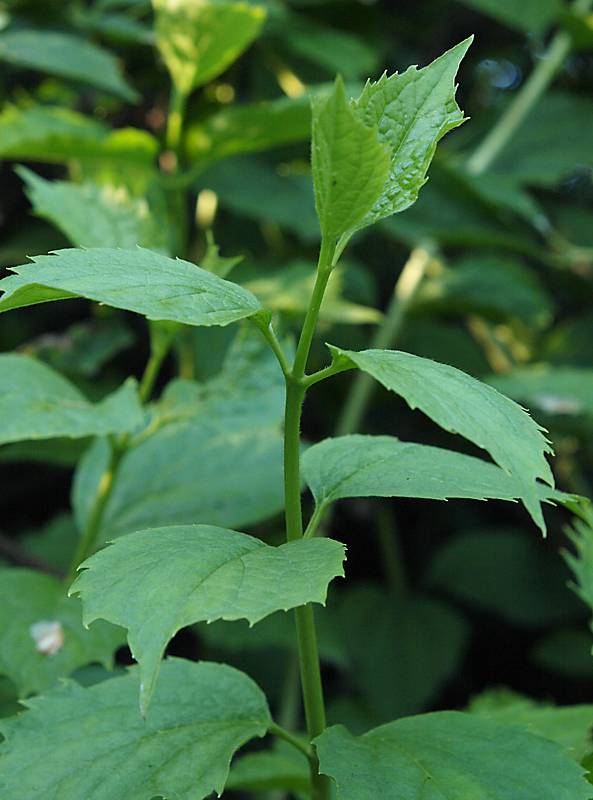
(0, 658, 271, 800)
(0, 568, 123, 696)
(469, 689, 593, 761)
(311, 75, 390, 242)
(202, 156, 319, 242)
(414, 254, 553, 329)
(0, 105, 158, 165)
(73, 327, 285, 538)
(227, 747, 310, 794)
(153, 0, 266, 96)
(0, 30, 138, 101)
(489, 367, 593, 419)
(426, 528, 583, 628)
(492, 92, 593, 186)
(244, 261, 381, 324)
(23, 317, 134, 378)
(383, 166, 541, 254)
(184, 93, 312, 167)
(70, 525, 346, 712)
(350, 38, 471, 232)
(19, 513, 78, 574)
(303, 435, 566, 518)
(316, 712, 591, 800)
(276, 12, 378, 80)
(0, 354, 143, 445)
(18, 167, 169, 252)
(453, 0, 561, 33)
(328, 347, 554, 531)
(0, 247, 263, 327)
(201, 608, 348, 669)
(533, 629, 593, 679)
(333, 585, 468, 721)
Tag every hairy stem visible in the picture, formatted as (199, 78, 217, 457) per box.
(466, 0, 593, 175)
(283, 237, 335, 800)
(165, 85, 188, 158)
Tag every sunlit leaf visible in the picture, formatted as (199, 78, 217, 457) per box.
(0, 247, 264, 327)
(328, 347, 554, 531)
(153, 0, 266, 95)
(0, 29, 138, 101)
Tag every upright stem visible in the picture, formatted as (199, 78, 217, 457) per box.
(466, 0, 593, 176)
(283, 236, 335, 800)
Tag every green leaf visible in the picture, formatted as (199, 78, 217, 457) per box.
(0, 30, 138, 101)
(184, 92, 312, 168)
(244, 261, 381, 324)
(328, 347, 554, 532)
(333, 585, 468, 720)
(24, 317, 134, 378)
(492, 92, 593, 186)
(488, 366, 593, 419)
(202, 156, 319, 243)
(453, 0, 561, 33)
(532, 629, 593, 679)
(0, 105, 158, 165)
(153, 0, 266, 96)
(73, 327, 286, 538)
(316, 712, 591, 800)
(19, 513, 79, 573)
(564, 506, 593, 616)
(468, 689, 593, 761)
(0, 247, 263, 327)
(311, 75, 390, 243)
(277, 13, 379, 80)
(414, 254, 553, 329)
(227, 747, 310, 794)
(303, 435, 565, 517)
(426, 527, 583, 628)
(0, 658, 271, 800)
(0, 568, 123, 696)
(350, 38, 471, 232)
(0, 354, 143, 445)
(70, 525, 345, 713)
(18, 167, 170, 252)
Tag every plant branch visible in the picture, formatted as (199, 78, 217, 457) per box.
(254, 318, 291, 378)
(64, 340, 172, 587)
(269, 722, 314, 761)
(0, 532, 63, 577)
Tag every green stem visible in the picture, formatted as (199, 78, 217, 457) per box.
(269, 722, 314, 761)
(138, 344, 168, 404)
(336, 242, 434, 436)
(466, 0, 593, 176)
(65, 437, 126, 586)
(165, 85, 188, 158)
(283, 236, 336, 800)
(64, 339, 172, 587)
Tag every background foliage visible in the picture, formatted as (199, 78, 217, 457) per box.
(1, 0, 593, 795)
